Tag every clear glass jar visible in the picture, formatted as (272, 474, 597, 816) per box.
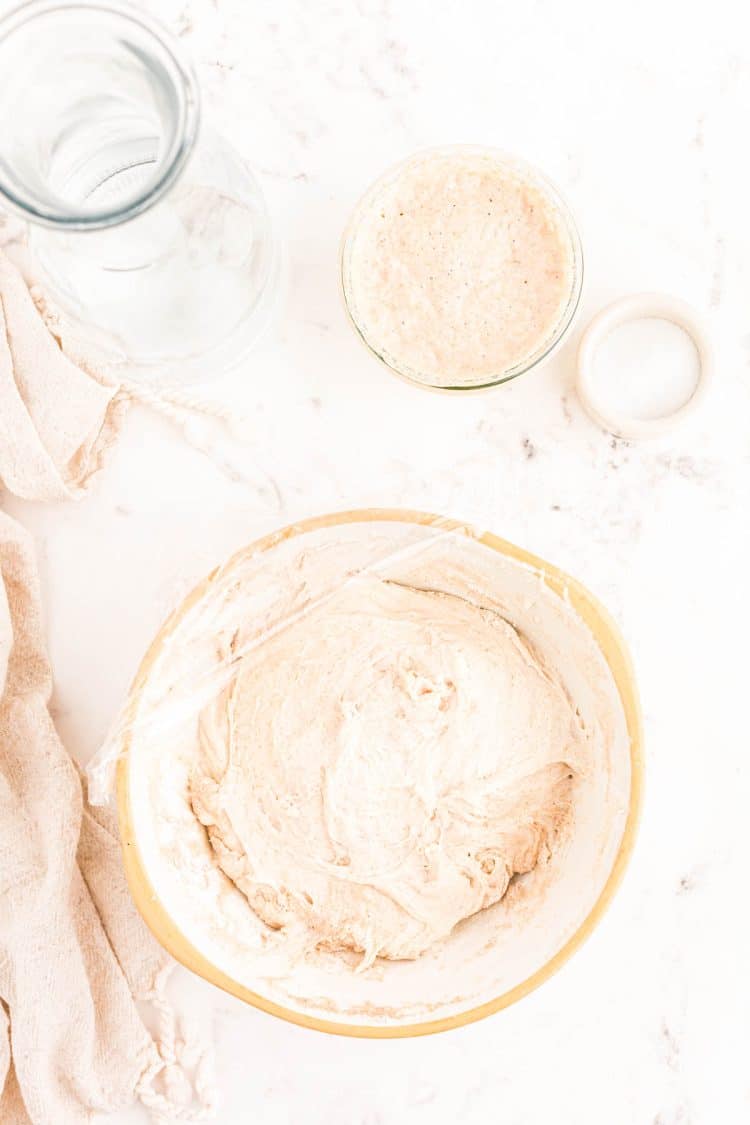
(341, 146, 583, 392)
(0, 1, 281, 383)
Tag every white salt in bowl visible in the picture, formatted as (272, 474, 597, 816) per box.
(116, 510, 642, 1037)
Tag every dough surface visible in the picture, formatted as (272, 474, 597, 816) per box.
(190, 573, 587, 966)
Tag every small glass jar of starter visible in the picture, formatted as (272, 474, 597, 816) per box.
(341, 145, 583, 391)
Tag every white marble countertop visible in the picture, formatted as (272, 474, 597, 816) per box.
(5, 0, 750, 1121)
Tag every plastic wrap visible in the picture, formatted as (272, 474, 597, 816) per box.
(86, 513, 466, 806)
(87, 509, 637, 1032)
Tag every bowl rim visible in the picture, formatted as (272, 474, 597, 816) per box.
(116, 507, 644, 1038)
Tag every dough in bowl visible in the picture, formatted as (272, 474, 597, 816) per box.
(191, 572, 590, 967)
(124, 517, 633, 1028)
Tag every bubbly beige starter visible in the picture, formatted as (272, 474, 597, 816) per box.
(189, 573, 588, 967)
(343, 149, 577, 388)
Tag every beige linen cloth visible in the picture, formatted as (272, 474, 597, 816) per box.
(0, 249, 216, 1124)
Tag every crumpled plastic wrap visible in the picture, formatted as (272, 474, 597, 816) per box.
(83, 510, 636, 1033)
(86, 513, 472, 806)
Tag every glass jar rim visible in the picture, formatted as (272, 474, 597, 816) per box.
(0, 0, 200, 230)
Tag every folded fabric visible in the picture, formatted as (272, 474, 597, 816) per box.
(0, 252, 121, 501)
(0, 248, 215, 1124)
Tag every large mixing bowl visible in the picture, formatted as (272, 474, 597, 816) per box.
(116, 509, 643, 1037)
